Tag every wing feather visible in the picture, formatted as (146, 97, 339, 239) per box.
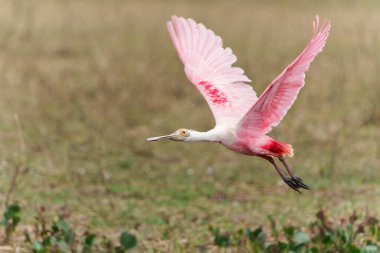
(238, 16, 331, 136)
(167, 16, 257, 125)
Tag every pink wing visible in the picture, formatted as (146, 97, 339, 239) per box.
(167, 16, 258, 126)
(238, 16, 331, 136)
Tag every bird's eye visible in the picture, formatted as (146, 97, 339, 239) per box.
(179, 129, 189, 137)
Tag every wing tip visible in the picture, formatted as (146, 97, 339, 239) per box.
(166, 14, 253, 88)
(169, 15, 178, 24)
(313, 14, 331, 36)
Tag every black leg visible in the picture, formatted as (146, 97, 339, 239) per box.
(278, 156, 310, 190)
(260, 155, 302, 194)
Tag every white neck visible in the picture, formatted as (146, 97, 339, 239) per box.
(187, 129, 220, 142)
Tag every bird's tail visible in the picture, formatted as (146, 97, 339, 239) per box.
(264, 139, 294, 157)
(279, 142, 294, 158)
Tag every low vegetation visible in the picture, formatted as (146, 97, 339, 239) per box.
(209, 210, 379, 253)
(1, 204, 379, 252)
(1, 204, 138, 252)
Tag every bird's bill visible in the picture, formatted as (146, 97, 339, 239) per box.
(146, 132, 179, 142)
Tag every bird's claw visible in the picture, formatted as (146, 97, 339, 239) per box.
(292, 176, 310, 190)
(283, 177, 302, 194)
(283, 176, 310, 193)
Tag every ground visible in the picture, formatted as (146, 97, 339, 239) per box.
(0, 0, 379, 252)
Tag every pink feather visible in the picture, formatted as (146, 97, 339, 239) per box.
(238, 16, 331, 137)
(167, 16, 258, 126)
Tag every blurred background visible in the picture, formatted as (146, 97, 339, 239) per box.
(0, 0, 379, 251)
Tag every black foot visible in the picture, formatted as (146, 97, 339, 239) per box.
(291, 176, 310, 190)
(283, 177, 302, 194)
(283, 176, 310, 193)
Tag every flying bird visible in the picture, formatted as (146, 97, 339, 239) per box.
(147, 16, 331, 193)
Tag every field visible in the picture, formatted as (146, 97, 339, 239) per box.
(0, 0, 379, 252)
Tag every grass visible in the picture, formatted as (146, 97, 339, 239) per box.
(2, 204, 379, 252)
(0, 0, 379, 251)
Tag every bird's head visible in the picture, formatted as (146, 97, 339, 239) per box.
(147, 128, 191, 142)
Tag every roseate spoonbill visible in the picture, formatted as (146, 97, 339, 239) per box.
(147, 16, 331, 193)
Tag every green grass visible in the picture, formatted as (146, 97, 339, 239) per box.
(0, 0, 379, 251)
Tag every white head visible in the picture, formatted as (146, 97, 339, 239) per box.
(147, 128, 192, 142)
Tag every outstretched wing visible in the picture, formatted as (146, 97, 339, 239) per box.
(167, 16, 258, 126)
(238, 16, 331, 136)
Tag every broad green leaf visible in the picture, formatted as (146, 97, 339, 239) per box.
(32, 242, 44, 253)
(284, 226, 295, 238)
(57, 219, 70, 233)
(347, 244, 360, 253)
(50, 236, 58, 246)
(278, 241, 288, 250)
(84, 233, 96, 246)
(4, 204, 21, 219)
(214, 234, 229, 248)
(64, 230, 75, 244)
(294, 231, 310, 246)
(308, 247, 319, 253)
(120, 231, 137, 250)
(322, 231, 334, 245)
(246, 227, 266, 246)
(361, 245, 378, 253)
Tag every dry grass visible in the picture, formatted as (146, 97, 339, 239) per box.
(0, 0, 379, 251)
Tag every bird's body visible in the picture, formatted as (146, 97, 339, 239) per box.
(148, 15, 331, 193)
(179, 125, 291, 158)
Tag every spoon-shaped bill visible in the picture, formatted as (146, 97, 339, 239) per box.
(147, 134, 174, 142)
